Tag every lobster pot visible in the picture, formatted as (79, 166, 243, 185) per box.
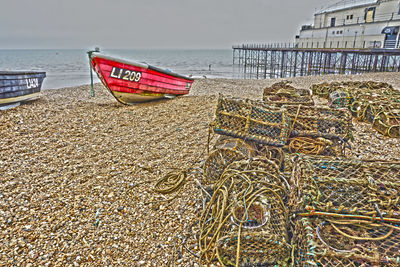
(293, 217, 400, 266)
(256, 144, 285, 171)
(203, 137, 256, 186)
(353, 92, 390, 103)
(384, 89, 400, 102)
(349, 100, 366, 120)
(311, 81, 395, 100)
(349, 101, 385, 123)
(212, 94, 291, 146)
(263, 82, 314, 107)
(285, 105, 353, 141)
(350, 101, 400, 137)
(341, 81, 394, 90)
(199, 159, 290, 266)
(362, 103, 380, 123)
(329, 90, 352, 109)
(291, 156, 400, 219)
(372, 110, 400, 138)
(264, 94, 314, 107)
(311, 82, 342, 99)
(263, 81, 305, 95)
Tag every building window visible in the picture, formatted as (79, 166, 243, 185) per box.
(331, 17, 336, 27)
(346, 15, 353, 20)
(365, 7, 376, 23)
(332, 31, 335, 34)
(340, 30, 343, 34)
(337, 30, 340, 34)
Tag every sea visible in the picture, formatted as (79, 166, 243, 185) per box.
(0, 49, 241, 89)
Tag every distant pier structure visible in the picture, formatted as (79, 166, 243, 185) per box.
(232, 44, 400, 79)
(234, 0, 400, 79)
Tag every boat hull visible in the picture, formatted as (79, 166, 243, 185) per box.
(111, 91, 166, 103)
(91, 55, 194, 104)
(0, 71, 46, 109)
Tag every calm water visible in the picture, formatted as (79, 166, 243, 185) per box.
(0, 49, 239, 89)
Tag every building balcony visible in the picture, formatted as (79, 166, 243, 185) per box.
(301, 12, 400, 31)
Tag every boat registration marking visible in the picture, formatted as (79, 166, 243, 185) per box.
(25, 78, 39, 89)
(110, 67, 142, 82)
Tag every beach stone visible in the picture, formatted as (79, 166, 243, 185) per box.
(0, 75, 399, 266)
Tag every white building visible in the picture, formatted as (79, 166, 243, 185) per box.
(296, 0, 400, 49)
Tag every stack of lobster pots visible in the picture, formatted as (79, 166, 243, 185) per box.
(262, 81, 354, 157)
(197, 81, 400, 266)
(290, 155, 400, 266)
(312, 81, 400, 138)
(200, 95, 292, 266)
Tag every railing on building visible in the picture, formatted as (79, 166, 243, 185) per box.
(317, 0, 378, 14)
(334, 12, 400, 27)
(306, 12, 400, 30)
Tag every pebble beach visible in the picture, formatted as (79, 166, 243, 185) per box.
(1, 73, 400, 266)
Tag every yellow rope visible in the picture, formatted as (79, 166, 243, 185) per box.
(288, 104, 301, 137)
(154, 169, 187, 194)
(288, 137, 328, 155)
(199, 160, 288, 266)
(329, 221, 394, 241)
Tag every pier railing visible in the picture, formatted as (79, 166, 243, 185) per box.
(232, 45, 400, 79)
(233, 43, 298, 50)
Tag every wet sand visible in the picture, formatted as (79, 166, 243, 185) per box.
(1, 73, 400, 266)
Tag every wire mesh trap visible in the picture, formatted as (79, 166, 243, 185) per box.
(203, 137, 257, 186)
(329, 90, 353, 109)
(203, 135, 287, 186)
(311, 81, 395, 101)
(293, 217, 400, 266)
(263, 81, 314, 107)
(372, 110, 400, 138)
(350, 101, 400, 138)
(212, 94, 291, 146)
(198, 159, 291, 266)
(284, 105, 353, 141)
(311, 80, 400, 138)
(256, 144, 285, 171)
(291, 155, 400, 220)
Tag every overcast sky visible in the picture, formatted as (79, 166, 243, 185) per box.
(0, 0, 336, 50)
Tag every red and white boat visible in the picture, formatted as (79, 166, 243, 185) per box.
(89, 53, 194, 104)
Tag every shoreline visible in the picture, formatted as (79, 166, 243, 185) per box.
(1, 73, 400, 266)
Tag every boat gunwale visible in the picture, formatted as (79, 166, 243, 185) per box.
(0, 71, 46, 76)
(92, 54, 194, 82)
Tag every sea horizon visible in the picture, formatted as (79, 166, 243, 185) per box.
(0, 48, 240, 89)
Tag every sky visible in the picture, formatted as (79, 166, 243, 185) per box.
(0, 0, 336, 50)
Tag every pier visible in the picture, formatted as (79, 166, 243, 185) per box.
(233, 44, 400, 79)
